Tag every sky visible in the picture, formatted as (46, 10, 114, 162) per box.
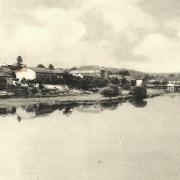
(0, 0, 180, 72)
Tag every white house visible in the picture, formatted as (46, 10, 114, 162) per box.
(136, 80, 143, 86)
(16, 67, 64, 83)
(166, 77, 180, 92)
(16, 68, 36, 81)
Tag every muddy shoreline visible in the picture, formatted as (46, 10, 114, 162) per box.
(0, 92, 163, 108)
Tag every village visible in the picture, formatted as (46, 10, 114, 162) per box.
(0, 56, 179, 101)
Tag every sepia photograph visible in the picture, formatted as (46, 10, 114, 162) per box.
(0, 0, 180, 180)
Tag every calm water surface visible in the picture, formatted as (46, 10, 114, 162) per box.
(0, 94, 180, 180)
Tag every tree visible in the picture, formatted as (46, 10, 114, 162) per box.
(100, 85, 119, 97)
(169, 73, 175, 77)
(121, 77, 127, 86)
(49, 64, 54, 70)
(161, 79, 168, 85)
(17, 56, 23, 68)
(119, 70, 130, 76)
(130, 86, 147, 102)
(109, 78, 120, 85)
(37, 64, 45, 68)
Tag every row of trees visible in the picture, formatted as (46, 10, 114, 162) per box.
(37, 64, 55, 70)
(108, 70, 130, 76)
(10, 56, 56, 70)
(62, 73, 108, 90)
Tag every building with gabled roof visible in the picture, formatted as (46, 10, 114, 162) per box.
(16, 67, 64, 84)
(69, 66, 108, 79)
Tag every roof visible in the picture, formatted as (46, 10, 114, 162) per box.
(78, 66, 106, 71)
(0, 67, 13, 77)
(70, 66, 107, 74)
(166, 77, 180, 81)
(31, 67, 64, 74)
(0, 67, 12, 73)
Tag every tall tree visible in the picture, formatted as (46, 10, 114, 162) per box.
(17, 56, 23, 68)
(49, 64, 54, 70)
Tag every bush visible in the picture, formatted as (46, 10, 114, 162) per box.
(109, 78, 120, 85)
(100, 85, 119, 97)
(129, 86, 147, 101)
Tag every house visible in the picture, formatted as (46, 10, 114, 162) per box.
(0, 67, 14, 89)
(166, 77, 180, 92)
(167, 77, 180, 85)
(16, 67, 64, 84)
(136, 80, 143, 86)
(69, 66, 109, 79)
(16, 68, 36, 80)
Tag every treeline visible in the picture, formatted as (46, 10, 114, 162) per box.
(61, 73, 108, 91)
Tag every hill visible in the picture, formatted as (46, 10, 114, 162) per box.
(62, 65, 180, 78)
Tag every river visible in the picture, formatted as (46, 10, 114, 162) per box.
(0, 94, 180, 180)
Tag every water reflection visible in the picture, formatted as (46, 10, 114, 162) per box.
(130, 100, 147, 108)
(0, 95, 179, 180)
(0, 99, 147, 120)
(0, 106, 16, 115)
(0, 100, 122, 120)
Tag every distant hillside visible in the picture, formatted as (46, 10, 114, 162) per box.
(149, 72, 180, 78)
(63, 65, 180, 78)
(107, 67, 146, 77)
(75, 66, 147, 77)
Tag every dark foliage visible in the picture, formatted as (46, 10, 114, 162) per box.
(17, 56, 23, 68)
(37, 64, 45, 68)
(129, 86, 147, 102)
(120, 77, 128, 86)
(109, 78, 120, 85)
(119, 70, 130, 76)
(49, 64, 54, 70)
(100, 85, 119, 97)
(62, 73, 107, 90)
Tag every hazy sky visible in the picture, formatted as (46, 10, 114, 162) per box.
(0, 0, 180, 72)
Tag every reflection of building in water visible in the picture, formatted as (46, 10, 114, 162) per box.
(0, 106, 16, 115)
(101, 101, 119, 110)
(77, 104, 102, 113)
(10, 101, 120, 119)
(130, 100, 147, 108)
(23, 103, 54, 116)
(16, 107, 35, 119)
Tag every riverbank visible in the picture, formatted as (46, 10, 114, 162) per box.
(0, 89, 164, 108)
(0, 93, 125, 107)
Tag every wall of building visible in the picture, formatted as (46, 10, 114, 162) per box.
(136, 80, 143, 86)
(16, 68, 36, 80)
(6, 77, 13, 85)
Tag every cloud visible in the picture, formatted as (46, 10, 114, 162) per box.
(0, 0, 83, 10)
(138, 0, 180, 38)
(0, 0, 179, 72)
(134, 33, 180, 72)
(138, 0, 180, 21)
